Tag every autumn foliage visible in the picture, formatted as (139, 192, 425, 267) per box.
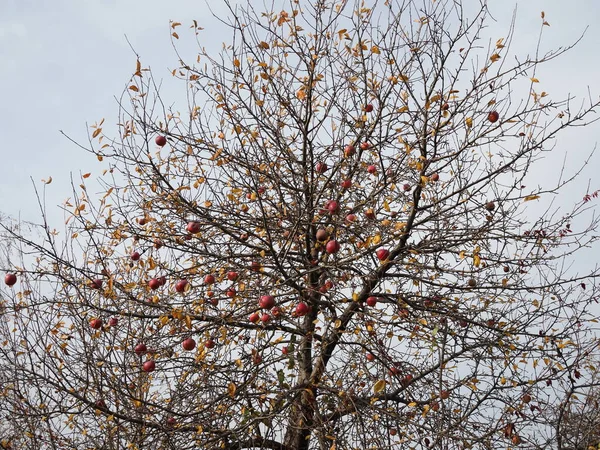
(2, 1, 600, 449)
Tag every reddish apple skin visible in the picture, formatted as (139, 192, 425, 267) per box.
(261, 313, 271, 324)
(271, 306, 282, 317)
(204, 339, 215, 349)
(316, 229, 329, 241)
(175, 279, 188, 293)
(325, 240, 340, 254)
(91, 279, 103, 289)
(430, 173, 439, 182)
(341, 179, 352, 189)
(360, 141, 371, 150)
(186, 221, 201, 234)
(204, 274, 215, 285)
(365, 104, 374, 112)
(376, 248, 390, 261)
(327, 200, 340, 214)
(488, 111, 499, 123)
(295, 302, 310, 316)
(282, 346, 289, 355)
(155, 135, 167, 147)
(344, 145, 355, 157)
(226, 288, 236, 298)
(366, 353, 375, 362)
(135, 343, 147, 355)
(182, 338, 196, 351)
(346, 214, 357, 223)
(250, 261, 261, 272)
(227, 271, 239, 281)
(4, 273, 17, 286)
(315, 162, 328, 174)
(403, 183, 411, 192)
(259, 295, 275, 309)
(367, 165, 377, 174)
(249, 312, 260, 323)
(108, 317, 119, 327)
(148, 278, 161, 290)
(366, 296, 378, 307)
(142, 360, 156, 372)
(89, 318, 103, 330)
(131, 251, 141, 261)
(95, 399, 107, 409)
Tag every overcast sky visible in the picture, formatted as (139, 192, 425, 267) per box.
(1, 0, 599, 229)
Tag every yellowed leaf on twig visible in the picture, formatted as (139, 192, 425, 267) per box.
(373, 379, 386, 393)
(524, 195, 540, 202)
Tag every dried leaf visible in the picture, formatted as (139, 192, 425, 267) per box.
(530, 78, 539, 83)
(172, 32, 179, 39)
(373, 379, 386, 393)
(82, 173, 91, 179)
(490, 53, 501, 63)
(524, 195, 540, 202)
(129, 85, 139, 92)
(228, 382, 236, 397)
(258, 41, 270, 49)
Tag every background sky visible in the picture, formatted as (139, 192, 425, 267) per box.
(1, 0, 599, 230)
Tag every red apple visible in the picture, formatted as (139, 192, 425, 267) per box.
(155, 135, 167, 147)
(295, 302, 310, 316)
(250, 261, 262, 272)
(131, 251, 141, 261)
(341, 179, 352, 189)
(315, 162, 328, 174)
(403, 183, 411, 192)
(488, 111, 499, 123)
(108, 317, 119, 327)
(166, 417, 177, 427)
(175, 279, 189, 293)
(227, 271, 239, 281)
(366, 353, 375, 362)
(282, 346, 289, 355)
(4, 273, 17, 287)
(522, 393, 532, 404)
(259, 295, 275, 309)
(249, 312, 260, 323)
(327, 200, 340, 214)
(316, 228, 329, 241)
(142, 360, 156, 372)
(344, 145, 355, 157)
(485, 201, 496, 211)
(204, 274, 215, 285)
(261, 313, 271, 324)
(366, 296, 378, 307)
(376, 248, 390, 261)
(367, 165, 377, 174)
(148, 278, 161, 290)
(138, 217, 147, 225)
(324, 280, 334, 290)
(430, 173, 439, 182)
(204, 339, 215, 349)
(364, 104, 374, 112)
(226, 288, 236, 298)
(346, 213, 357, 223)
(325, 240, 340, 254)
(186, 221, 201, 234)
(135, 343, 147, 355)
(459, 319, 468, 327)
(89, 318, 103, 330)
(153, 239, 163, 249)
(95, 399, 107, 409)
(440, 390, 450, 400)
(182, 338, 196, 351)
(91, 279, 103, 290)
(257, 186, 266, 195)
(360, 141, 371, 150)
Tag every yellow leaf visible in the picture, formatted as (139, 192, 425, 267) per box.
(371, 46, 380, 54)
(228, 382, 236, 397)
(233, 59, 240, 68)
(92, 128, 102, 138)
(524, 195, 540, 202)
(465, 117, 473, 128)
(473, 254, 481, 268)
(459, 250, 466, 259)
(408, 402, 417, 407)
(259, 41, 270, 49)
(373, 379, 386, 393)
(530, 78, 539, 83)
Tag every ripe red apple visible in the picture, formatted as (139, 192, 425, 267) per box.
(324, 280, 334, 290)
(403, 183, 411, 192)
(367, 164, 377, 174)
(459, 319, 468, 327)
(364, 104, 374, 112)
(485, 201, 496, 211)
(155, 135, 167, 146)
(360, 141, 371, 150)
(204, 339, 215, 349)
(95, 399, 107, 409)
(282, 346, 289, 355)
(131, 251, 141, 261)
(341, 179, 352, 189)
(325, 240, 340, 254)
(182, 338, 196, 351)
(108, 317, 119, 327)
(227, 271, 239, 281)
(440, 390, 450, 399)
(488, 111, 499, 123)
(4, 273, 17, 286)
(89, 318, 103, 330)
(226, 288, 236, 298)
(326, 200, 339, 214)
(249, 312, 260, 323)
(259, 295, 275, 309)
(261, 313, 271, 324)
(295, 302, 310, 316)
(153, 239, 163, 249)
(366, 296, 378, 307)
(522, 394, 532, 404)
(91, 279, 103, 289)
(430, 173, 439, 182)
(138, 217, 147, 225)
(316, 228, 329, 241)
(142, 360, 156, 372)
(366, 353, 375, 362)
(315, 162, 328, 174)
(203, 274, 215, 285)
(346, 213, 357, 223)
(344, 145, 355, 157)
(175, 279, 189, 293)
(376, 248, 390, 261)
(186, 221, 201, 234)
(148, 278, 161, 290)
(135, 343, 147, 355)
(257, 186, 266, 195)
(250, 261, 261, 272)
(166, 417, 177, 427)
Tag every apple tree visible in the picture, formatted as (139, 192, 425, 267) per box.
(2, 0, 600, 449)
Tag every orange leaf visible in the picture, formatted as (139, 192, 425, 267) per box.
(129, 85, 139, 92)
(258, 41, 270, 49)
(82, 173, 91, 179)
(172, 32, 179, 39)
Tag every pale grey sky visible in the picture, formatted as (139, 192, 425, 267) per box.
(1, 0, 599, 228)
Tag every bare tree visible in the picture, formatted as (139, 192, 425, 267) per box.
(2, 1, 600, 449)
